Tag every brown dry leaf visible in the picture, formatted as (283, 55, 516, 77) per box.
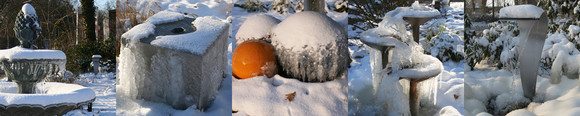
(286, 91, 297, 102)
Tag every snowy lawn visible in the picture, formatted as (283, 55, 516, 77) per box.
(466, 69, 579, 116)
(232, 75, 348, 115)
(65, 73, 117, 116)
(115, 76, 232, 116)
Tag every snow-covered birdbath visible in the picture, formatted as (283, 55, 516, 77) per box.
(404, 1, 441, 42)
(0, 3, 95, 115)
(119, 11, 229, 110)
(498, 4, 547, 99)
(360, 34, 443, 116)
(359, 2, 444, 115)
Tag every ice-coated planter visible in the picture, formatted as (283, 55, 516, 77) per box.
(119, 11, 229, 110)
(271, 11, 349, 82)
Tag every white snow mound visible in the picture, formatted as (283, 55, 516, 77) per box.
(151, 16, 228, 55)
(21, 3, 37, 18)
(235, 14, 280, 44)
(0, 47, 66, 60)
(499, 5, 544, 18)
(0, 82, 95, 106)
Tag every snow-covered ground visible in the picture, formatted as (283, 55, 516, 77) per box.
(348, 2, 465, 115)
(230, 0, 349, 115)
(466, 68, 579, 116)
(116, 76, 232, 116)
(65, 73, 117, 116)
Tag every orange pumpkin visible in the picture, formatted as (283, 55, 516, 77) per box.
(232, 40, 277, 79)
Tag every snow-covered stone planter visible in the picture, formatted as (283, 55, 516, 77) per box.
(0, 82, 95, 115)
(271, 11, 349, 82)
(235, 14, 280, 44)
(119, 11, 229, 110)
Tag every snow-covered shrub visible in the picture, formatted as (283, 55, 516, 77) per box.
(539, 0, 579, 33)
(428, 32, 465, 62)
(271, 11, 349, 82)
(348, 0, 413, 30)
(466, 21, 520, 70)
(45, 70, 76, 83)
(271, 0, 299, 14)
(466, 30, 488, 70)
(421, 21, 465, 62)
(235, 0, 267, 12)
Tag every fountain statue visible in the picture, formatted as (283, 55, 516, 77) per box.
(0, 3, 95, 115)
(1, 3, 66, 94)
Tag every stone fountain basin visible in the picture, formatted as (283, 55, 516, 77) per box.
(0, 82, 95, 115)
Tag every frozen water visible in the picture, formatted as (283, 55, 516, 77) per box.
(152, 16, 228, 55)
(235, 14, 280, 44)
(0, 47, 65, 60)
(499, 5, 544, 18)
(271, 11, 349, 82)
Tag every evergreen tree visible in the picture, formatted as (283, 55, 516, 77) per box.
(81, 0, 96, 42)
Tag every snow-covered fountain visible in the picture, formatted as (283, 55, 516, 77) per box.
(119, 10, 229, 110)
(356, 1, 443, 115)
(498, 4, 548, 99)
(0, 3, 95, 115)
